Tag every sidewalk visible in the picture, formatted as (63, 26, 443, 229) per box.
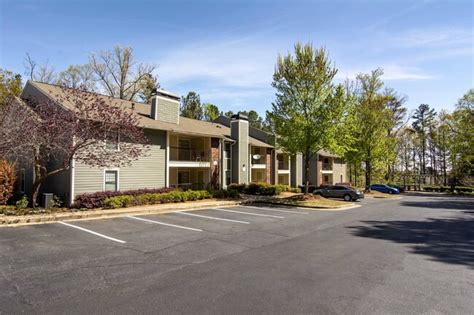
(1, 199, 241, 227)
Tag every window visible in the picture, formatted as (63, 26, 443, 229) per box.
(19, 169, 26, 193)
(225, 170, 231, 186)
(105, 130, 119, 151)
(104, 170, 118, 191)
(224, 143, 231, 159)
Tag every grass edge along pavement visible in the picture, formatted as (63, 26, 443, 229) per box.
(0, 199, 240, 227)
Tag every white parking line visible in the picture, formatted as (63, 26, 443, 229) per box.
(211, 208, 284, 219)
(58, 221, 126, 244)
(126, 215, 203, 232)
(176, 211, 250, 224)
(240, 205, 309, 215)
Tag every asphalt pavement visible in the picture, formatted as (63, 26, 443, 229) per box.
(0, 194, 472, 314)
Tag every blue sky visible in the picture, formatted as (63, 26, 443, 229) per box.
(1, 0, 472, 115)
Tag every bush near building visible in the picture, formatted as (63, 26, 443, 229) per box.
(74, 188, 175, 209)
(423, 186, 473, 194)
(103, 190, 212, 209)
(0, 160, 16, 205)
(228, 182, 300, 196)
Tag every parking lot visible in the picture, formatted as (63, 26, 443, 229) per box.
(1, 196, 473, 314)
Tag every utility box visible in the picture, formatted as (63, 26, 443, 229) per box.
(42, 193, 54, 208)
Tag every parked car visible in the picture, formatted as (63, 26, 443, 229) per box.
(370, 184, 400, 194)
(388, 184, 405, 193)
(313, 185, 364, 201)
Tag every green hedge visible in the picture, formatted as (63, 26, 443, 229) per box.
(103, 190, 212, 209)
(423, 186, 473, 193)
(227, 182, 300, 196)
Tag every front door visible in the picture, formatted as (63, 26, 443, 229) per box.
(178, 171, 190, 187)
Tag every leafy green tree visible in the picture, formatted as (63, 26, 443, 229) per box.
(0, 68, 22, 107)
(224, 110, 234, 118)
(412, 103, 436, 179)
(449, 89, 474, 183)
(383, 88, 407, 181)
(203, 103, 220, 121)
(180, 91, 203, 120)
(351, 69, 393, 189)
(269, 43, 348, 194)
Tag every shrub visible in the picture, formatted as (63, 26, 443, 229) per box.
(210, 189, 240, 199)
(0, 160, 16, 205)
(15, 196, 28, 210)
(228, 183, 246, 193)
(74, 187, 175, 209)
(102, 190, 212, 209)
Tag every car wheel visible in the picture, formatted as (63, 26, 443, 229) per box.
(388, 190, 393, 194)
(343, 194, 352, 201)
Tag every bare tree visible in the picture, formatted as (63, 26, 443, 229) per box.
(89, 45, 156, 101)
(0, 89, 150, 207)
(23, 53, 57, 83)
(57, 64, 96, 91)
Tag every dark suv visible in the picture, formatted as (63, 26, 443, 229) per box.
(313, 185, 364, 201)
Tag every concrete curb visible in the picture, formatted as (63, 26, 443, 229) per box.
(364, 196, 402, 200)
(245, 200, 361, 211)
(297, 204, 362, 211)
(1, 200, 241, 228)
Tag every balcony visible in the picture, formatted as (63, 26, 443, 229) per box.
(169, 147, 211, 167)
(278, 161, 290, 170)
(322, 163, 333, 172)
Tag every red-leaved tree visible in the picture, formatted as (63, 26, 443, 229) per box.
(0, 87, 149, 207)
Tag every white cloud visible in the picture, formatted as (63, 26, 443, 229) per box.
(337, 64, 435, 81)
(393, 28, 472, 47)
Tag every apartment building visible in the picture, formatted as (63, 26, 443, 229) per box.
(19, 81, 345, 205)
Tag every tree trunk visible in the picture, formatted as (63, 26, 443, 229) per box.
(303, 148, 311, 195)
(30, 180, 42, 208)
(365, 159, 371, 192)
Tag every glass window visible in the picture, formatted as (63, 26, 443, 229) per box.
(19, 169, 26, 193)
(104, 170, 118, 191)
(106, 130, 119, 151)
(225, 170, 231, 186)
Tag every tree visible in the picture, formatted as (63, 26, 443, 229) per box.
(448, 89, 474, 184)
(224, 111, 234, 118)
(412, 103, 436, 180)
(384, 88, 408, 181)
(203, 103, 220, 121)
(23, 53, 57, 83)
(57, 65, 96, 91)
(351, 69, 393, 190)
(0, 89, 149, 207)
(89, 45, 156, 101)
(0, 68, 22, 107)
(180, 91, 203, 120)
(269, 43, 348, 194)
(137, 73, 160, 103)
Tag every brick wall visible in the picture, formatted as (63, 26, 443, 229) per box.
(211, 138, 220, 188)
(317, 160, 322, 186)
(265, 148, 272, 184)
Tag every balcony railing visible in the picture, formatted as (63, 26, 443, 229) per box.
(322, 163, 333, 171)
(170, 147, 211, 162)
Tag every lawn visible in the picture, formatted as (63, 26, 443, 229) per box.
(261, 193, 350, 209)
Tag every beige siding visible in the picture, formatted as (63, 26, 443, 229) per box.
(73, 130, 167, 197)
(152, 97, 179, 124)
(332, 158, 347, 184)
